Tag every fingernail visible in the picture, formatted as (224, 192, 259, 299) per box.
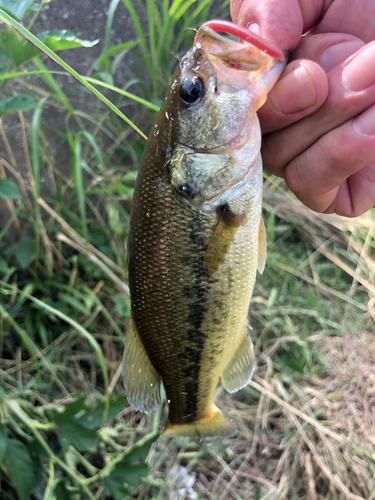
(269, 64, 316, 114)
(343, 42, 375, 92)
(320, 40, 364, 72)
(353, 103, 375, 136)
(246, 22, 261, 35)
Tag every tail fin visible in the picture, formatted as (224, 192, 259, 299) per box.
(163, 405, 236, 438)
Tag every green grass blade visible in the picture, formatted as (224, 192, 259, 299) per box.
(0, 9, 147, 140)
(146, 0, 158, 73)
(103, 0, 122, 72)
(72, 133, 88, 243)
(0, 71, 159, 111)
(33, 58, 73, 112)
(121, 0, 150, 68)
(31, 98, 48, 263)
(168, 0, 189, 17)
(80, 130, 105, 176)
(0, 281, 111, 427)
(85, 77, 159, 111)
(96, 39, 139, 67)
(171, 0, 196, 21)
(0, 203, 22, 242)
(0, 302, 42, 385)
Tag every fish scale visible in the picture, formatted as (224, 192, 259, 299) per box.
(124, 25, 286, 437)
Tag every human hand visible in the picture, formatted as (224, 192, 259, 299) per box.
(231, 0, 375, 216)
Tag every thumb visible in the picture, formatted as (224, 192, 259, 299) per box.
(230, 0, 303, 50)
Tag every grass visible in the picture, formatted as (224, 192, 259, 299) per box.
(0, 0, 374, 499)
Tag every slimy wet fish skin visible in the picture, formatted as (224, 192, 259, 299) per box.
(123, 24, 286, 437)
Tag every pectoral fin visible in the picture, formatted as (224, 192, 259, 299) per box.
(123, 318, 162, 412)
(204, 206, 244, 276)
(221, 325, 255, 393)
(257, 215, 267, 274)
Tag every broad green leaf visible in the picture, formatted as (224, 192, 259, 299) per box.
(4, 438, 33, 500)
(38, 30, 99, 51)
(50, 395, 86, 423)
(0, 94, 37, 116)
(57, 420, 98, 452)
(0, 178, 22, 198)
(0, 30, 38, 66)
(4, 234, 36, 269)
(0, 424, 7, 463)
(118, 462, 149, 487)
(0, 256, 9, 272)
(76, 395, 128, 429)
(0, 29, 97, 67)
(120, 431, 159, 464)
(104, 462, 149, 497)
(0, 0, 38, 20)
(0, 51, 10, 75)
(103, 474, 130, 500)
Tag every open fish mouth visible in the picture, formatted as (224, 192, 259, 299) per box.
(194, 20, 286, 90)
(184, 22, 288, 154)
(193, 20, 286, 61)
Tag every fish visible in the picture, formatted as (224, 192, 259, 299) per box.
(123, 21, 286, 437)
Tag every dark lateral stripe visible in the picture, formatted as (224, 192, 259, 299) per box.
(182, 215, 208, 423)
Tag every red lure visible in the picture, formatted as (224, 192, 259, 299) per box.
(194, 19, 285, 61)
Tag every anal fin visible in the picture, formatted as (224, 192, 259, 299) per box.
(257, 215, 267, 274)
(123, 318, 162, 412)
(221, 325, 255, 393)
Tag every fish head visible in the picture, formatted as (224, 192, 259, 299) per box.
(168, 26, 287, 154)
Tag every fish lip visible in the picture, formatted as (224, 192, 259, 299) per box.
(182, 130, 250, 155)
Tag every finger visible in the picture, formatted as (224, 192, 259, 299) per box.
(259, 59, 328, 134)
(262, 41, 375, 177)
(284, 103, 375, 216)
(325, 162, 375, 216)
(290, 32, 365, 71)
(259, 34, 364, 134)
(231, 0, 325, 50)
(314, 1, 375, 43)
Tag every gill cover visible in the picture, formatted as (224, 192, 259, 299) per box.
(170, 27, 286, 211)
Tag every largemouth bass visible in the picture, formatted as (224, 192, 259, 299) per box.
(124, 22, 286, 437)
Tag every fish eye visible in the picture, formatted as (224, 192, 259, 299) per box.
(179, 75, 205, 105)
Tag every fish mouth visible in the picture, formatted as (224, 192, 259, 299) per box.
(189, 27, 287, 155)
(195, 26, 287, 93)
